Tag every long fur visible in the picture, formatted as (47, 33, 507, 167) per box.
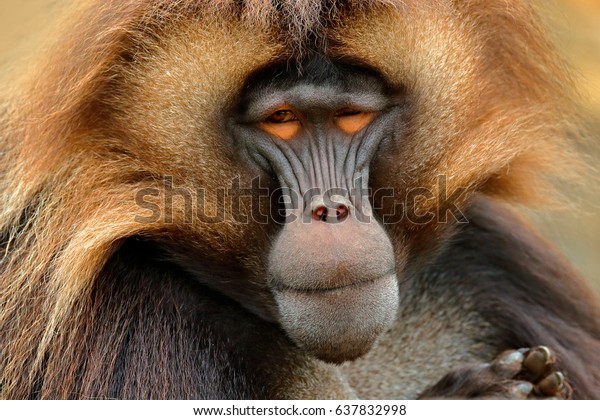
(0, 0, 595, 398)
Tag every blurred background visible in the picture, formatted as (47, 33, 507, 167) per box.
(1, 0, 599, 294)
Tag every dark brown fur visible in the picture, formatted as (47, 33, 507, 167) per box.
(1, 0, 599, 399)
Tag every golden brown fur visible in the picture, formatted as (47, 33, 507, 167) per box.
(1, 0, 598, 399)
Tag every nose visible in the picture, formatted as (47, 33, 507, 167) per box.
(310, 195, 351, 223)
(312, 205, 350, 222)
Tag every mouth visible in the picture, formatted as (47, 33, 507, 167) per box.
(273, 272, 399, 363)
(274, 272, 395, 294)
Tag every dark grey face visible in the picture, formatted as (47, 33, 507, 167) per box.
(230, 59, 401, 363)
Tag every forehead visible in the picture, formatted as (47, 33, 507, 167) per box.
(125, 0, 551, 113)
(123, 0, 538, 130)
(145, 1, 475, 90)
(233, 57, 392, 119)
(242, 57, 389, 93)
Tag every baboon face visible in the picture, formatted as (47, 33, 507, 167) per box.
(115, 3, 568, 363)
(229, 58, 403, 362)
(121, 20, 407, 363)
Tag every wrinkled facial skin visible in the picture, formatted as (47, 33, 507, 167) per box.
(229, 59, 404, 363)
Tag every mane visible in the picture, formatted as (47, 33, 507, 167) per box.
(0, 0, 586, 398)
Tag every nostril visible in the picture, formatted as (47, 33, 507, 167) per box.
(310, 195, 352, 223)
(312, 206, 328, 222)
(312, 205, 350, 222)
(336, 205, 349, 221)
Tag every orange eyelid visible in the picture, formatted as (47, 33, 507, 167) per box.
(335, 111, 375, 135)
(258, 121, 301, 141)
(257, 107, 302, 141)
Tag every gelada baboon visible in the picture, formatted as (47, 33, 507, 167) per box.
(1, 0, 600, 399)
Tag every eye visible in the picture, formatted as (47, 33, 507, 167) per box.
(258, 108, 301, 140)
(267, 110, 298, 124)
(334, 108, 375, 135)
(335, 108, 362, 117)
